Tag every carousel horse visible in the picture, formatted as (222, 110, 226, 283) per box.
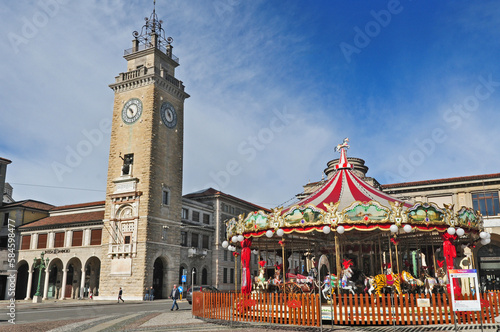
(435, 261, 448, 293)
(367, 263, 402, 296)
(321, 274, 337, 300)
(400, 270, 424, 293)
(253, 267, 268, 292)
(253, 261, 268, 292)
(422, 268, 439, 295)
(339, 259, 356, 295)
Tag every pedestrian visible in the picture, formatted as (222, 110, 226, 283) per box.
(117, 287, 124, 303)
(150, 286, 155, 301)
(170, 284, 180, 311)
(144, 287, 149, 301)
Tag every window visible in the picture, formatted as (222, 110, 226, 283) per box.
(254, 254, 257, 264)
(192, 211, 200, 222)
(181, 231, 187, 246)
(0, 236, 7, 248)
(182, 208, 188, 219)
(230, 268, 234, 283)
(21, 235, 31, 250)
(72, 231, 83, 247)
(230, 252, 234, 262)
(162, 226, 168, 240)
(223, 268, 228, 283)
(3, 213, 8, 226)
(124, 235, 131, 244)
(37, 234, 47, 249)
(162, 190, 169, 205)
(90, 229, 102, 245)
(473, 192, 500, 216)
(191, 233, 199, 248)
(224, 249, 228, 261)
(54, 232, 65, 248)
(203, 214, 210, 225)
(202, 235, 209, 249)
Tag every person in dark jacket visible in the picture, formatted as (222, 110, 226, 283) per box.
(149, 286, 155, 301)
(117, 287, 124, 303)
(170, 284, 180, 310)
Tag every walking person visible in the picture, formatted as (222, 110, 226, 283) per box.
(149, 286, 155, 301)
(170, 284, 180, 311)
(144, 287, 150, 301)
(117, 287, 124, 303)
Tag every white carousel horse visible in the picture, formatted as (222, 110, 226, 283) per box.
(340, 266, 356, 295)
(423, 272, 439, 295)
(321, 274, 337, 300)
(253, 267, 268, 292)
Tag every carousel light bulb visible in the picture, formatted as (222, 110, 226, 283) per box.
(390, 224, 398, 233)
(348, 249, 353, 254)
(222, 240, 229, 248)
(486, 232, 491, 239)
(447, 227, 456, 235)
(337, 226, 345, 234)
(456, 228, 465, 237)
(481, 238, 491, 245)
(323, 226, 331, 234)
(231, 235, 238, 243)
(403, 224, 412, 233)
(265, 230, 273, 238)
(480, 231, 487, 239)
(237, 234, 244, 242)
(277, 228, 284, 237)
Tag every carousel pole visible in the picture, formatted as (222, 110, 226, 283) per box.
(335, 234, 341, 278)
(281, 239, 286, 294)
(379, 236, 383, 274)
(395, 242, 400, 275)
(431, 241, 437, 277)
(388, 235, 394, 272)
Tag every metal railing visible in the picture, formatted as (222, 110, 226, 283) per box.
(124, 44, 179, 64)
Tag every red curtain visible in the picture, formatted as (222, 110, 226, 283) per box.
(240, 238, 253, 294)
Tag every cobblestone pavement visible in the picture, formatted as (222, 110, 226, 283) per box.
(1, 299, 500, 332)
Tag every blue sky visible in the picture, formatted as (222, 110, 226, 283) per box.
(1, 0, 499, 208)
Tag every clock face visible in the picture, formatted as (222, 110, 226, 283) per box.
(121, 98, 143, 124)
(160, 102, 177, 128)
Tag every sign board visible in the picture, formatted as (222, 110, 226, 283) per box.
(178, 286, 183, 293)
(417, 298, 430, 307)
(449, 269, 481, 312)
(181, 275, 187, 283)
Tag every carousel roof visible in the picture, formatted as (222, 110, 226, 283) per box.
(224, 138, 482, 248)
(285, 142, 411, 213)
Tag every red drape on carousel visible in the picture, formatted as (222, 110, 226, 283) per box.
(441, 232, 461, 295)
(240, 238, 253, 294)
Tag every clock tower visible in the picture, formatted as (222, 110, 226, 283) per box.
(99, 6, 189, 299)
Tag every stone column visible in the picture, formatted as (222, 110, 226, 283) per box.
(25, 269, 33, 300)
(60, 269, 67, 300)
(42, 269, 50, 299)
(80, 268, 86, 299)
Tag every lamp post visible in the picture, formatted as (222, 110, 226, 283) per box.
(33, 252, 49, 303)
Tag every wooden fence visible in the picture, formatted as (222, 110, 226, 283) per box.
(192, 291, 500, 327)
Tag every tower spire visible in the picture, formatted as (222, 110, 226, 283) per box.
(129, 0, 175, 58)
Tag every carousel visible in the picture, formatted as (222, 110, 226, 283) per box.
(197, 139, 492, 327)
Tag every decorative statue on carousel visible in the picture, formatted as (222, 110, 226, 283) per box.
(436, 260, 448, 292)
(339, 259, 357, 295)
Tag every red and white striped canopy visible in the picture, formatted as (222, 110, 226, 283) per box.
(287, 147, 411, 212)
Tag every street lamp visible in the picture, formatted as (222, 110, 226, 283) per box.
(33, 252, 49, 303)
